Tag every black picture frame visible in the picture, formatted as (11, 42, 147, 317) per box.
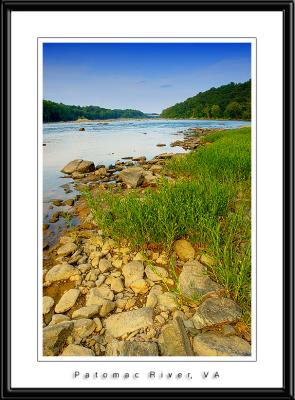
(1, 1, 294, 399)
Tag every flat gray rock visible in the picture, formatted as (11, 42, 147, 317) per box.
(193, 297, 242, 329)
(105, 307, 153, 338)
(159, 317, 194, 356)
(43, 321, 74, 356)
(61, 159, 95, 174)
(121, 341, 159, 356)
(193, 332, 251, 356)
(119, 167, 145, 188)
(179, 260, 222, 299)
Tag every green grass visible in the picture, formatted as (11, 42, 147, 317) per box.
(83, 127, 252, 323)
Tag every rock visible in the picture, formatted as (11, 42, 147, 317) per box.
(94, 317, 103, 331)
(49, 211, 60, 223)
(72, 318, 96, 339)
(121, 341, 159, 356)
(193, 332, 251, 356)
(45, 264, 80, 283)
(57, 242, 78, 256)
(156, 143, 166, 147)
(157, 292, 178, 311)
(149, 165, 163, 173)
(99, 258, 112, 273)
(132, 156, 146, 162)
(59, 236, 75, 245)
(174, 239, 195, 261)
(78, 263, 91, 273)
(145, 265, 168, 282)
(49, 314, 70, 326)
(61, 159, 95, 175)
(130, 278, 149, 294)
(51, 199, 63, 206)
(43, 296, 54, 315)
(105, 307, 154, 338)
(95, 167, 107, 176)
(192, 298, 242, 329)
(146, 284, 163, 308)
(122, 261, 144, 287)
(63, 198, 75, 207)
(95, 164, 106, 170)
(159, 317, 194, 356)
(62, 344, 95, 356)
(179, 260, 222, 299)
(119, 167, 145, 188)
(99, 300, 116, 317)
(72, 305, 100, 319)
(93, 285, 114, 301)
(200, 253, 215, 267)
(55, 289, 80, 313)
(110, 277, 124, 293)
(79, 127, 85, 131)
(43, 321, 74, 356)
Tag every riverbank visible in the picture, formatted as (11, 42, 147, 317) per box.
(43, 126, 252, 357)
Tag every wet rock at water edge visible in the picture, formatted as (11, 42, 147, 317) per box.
(61, 344, 95, 356)
(79, 127, 85, 131)
(105, 307, 154, 338)
(43, 321, 74, 356)
(193, 332, 251, 356)
(45, 264, 81, 283)
(118, 167, 145, 188)
(192, 297, 242, 329)
(57, 242, 78, 256)
(61, 159, 95, 175)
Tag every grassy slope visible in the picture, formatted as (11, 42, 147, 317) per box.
(84, 127, 252, 322)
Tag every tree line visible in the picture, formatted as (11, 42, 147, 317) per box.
(161, 80, 251, 120)
(43, 100, 146, 122)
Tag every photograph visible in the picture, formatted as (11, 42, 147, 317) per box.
(42, 41, 253, 358)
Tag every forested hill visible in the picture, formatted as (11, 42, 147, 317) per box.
(161, 80, 251, 120)
(43, 100, 146, 122)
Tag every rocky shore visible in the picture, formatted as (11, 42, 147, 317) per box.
(43, 127, 251, 357)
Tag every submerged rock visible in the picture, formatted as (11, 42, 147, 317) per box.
(193, 332, 251, 356)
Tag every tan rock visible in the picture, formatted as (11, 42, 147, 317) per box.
(62, 344, 95, 356)
(193, 332, 251, 356)
(174, 239, 195, 261)
(55, 289, 80, 313)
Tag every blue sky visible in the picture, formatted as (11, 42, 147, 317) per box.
(43, 42, 251, 113)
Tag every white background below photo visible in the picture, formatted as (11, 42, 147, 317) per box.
(11, 11, 282, 389)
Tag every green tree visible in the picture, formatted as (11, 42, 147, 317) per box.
(211, 104, 221, 118)
(224, 102, 242, 119)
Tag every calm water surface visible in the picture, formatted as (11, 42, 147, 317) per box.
(43, 118, 250, 204)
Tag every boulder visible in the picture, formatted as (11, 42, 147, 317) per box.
(45, 264, 80, 283)
(57, 242, 78, 256)
(105, 307, 154, 338)
(55, 289, 80, 313)
(92, 285, 114, 301)
(193, 332, 251, 356)
(43, 296, 54, 315)
(72, 305, 100, 319)
(99, 300, 116, 317)
(159, 317, 194, 356)
(99, 258, 112, 273)
(62, 344, 95, 356)
(43, 321, 74, 356)
(110, 277, 124, 293)
(174, 239, 195, 261)
(61, 159, 95, 175)
(130, 278, 149, 294)
(122, 261, 144, 287)
(192, 297, 242, 329)
(178, 260, 222, 299)
(119, 167, 145, 188)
